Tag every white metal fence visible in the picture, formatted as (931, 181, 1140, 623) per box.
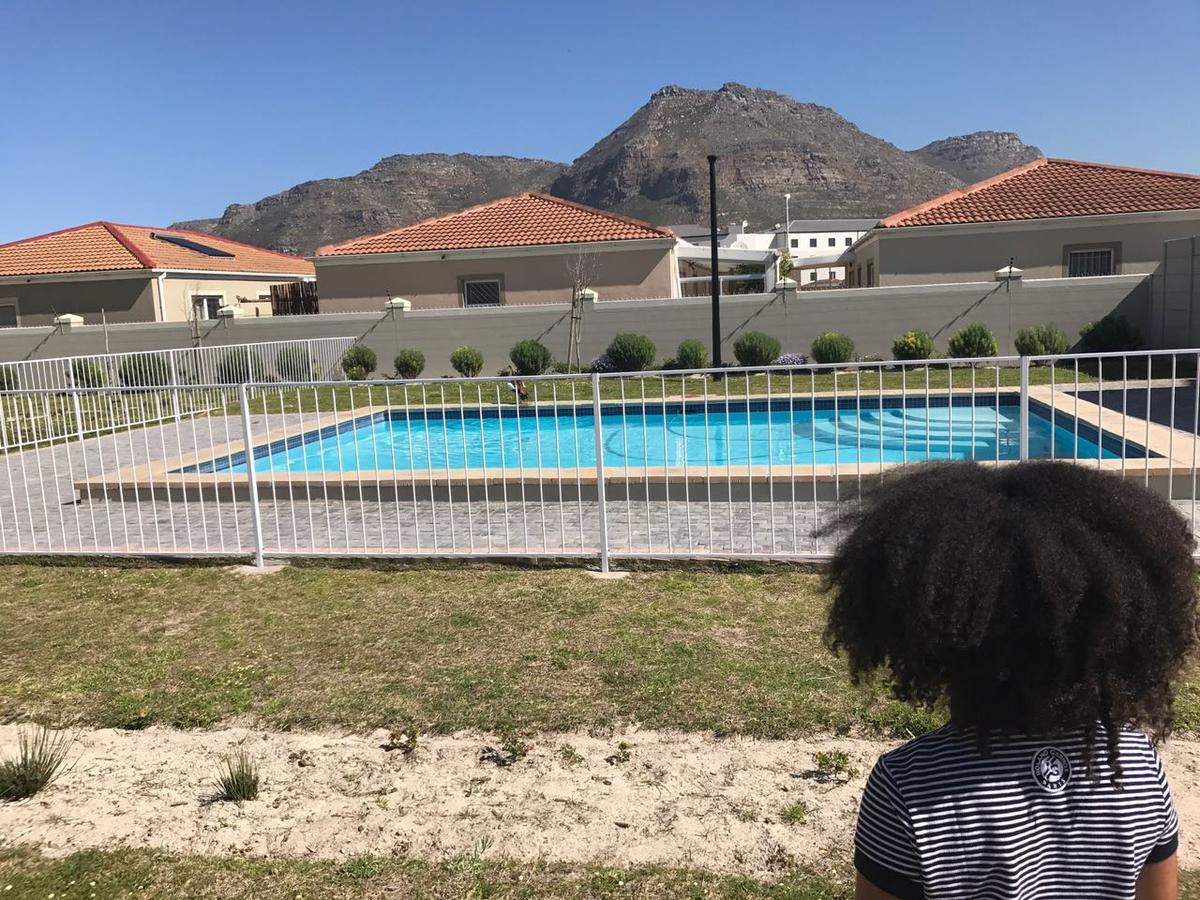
(0, 348, 1197, 566)
(0, 337, 356, 451)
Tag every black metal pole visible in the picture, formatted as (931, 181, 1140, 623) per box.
(708, 154, 722, 368)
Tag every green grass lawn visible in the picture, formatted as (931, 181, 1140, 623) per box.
(0, 562, 944, 736)
(3, 849, 1200, 899)
(0, 848, 848, 900)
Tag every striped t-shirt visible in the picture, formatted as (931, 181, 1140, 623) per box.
(855, 725, 1178, 899)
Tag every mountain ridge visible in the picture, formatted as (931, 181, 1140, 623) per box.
(172, 85, 1043, 255)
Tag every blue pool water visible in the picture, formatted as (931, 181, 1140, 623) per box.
(188, 396, 1154, 475)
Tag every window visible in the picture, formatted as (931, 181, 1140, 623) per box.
(828, 237, 836, 247)
(462, 278, 502, 307)
(790, 238, 799, 248)
(845, 236, 853, 246)
(809, 270, 817, 282)
(192, 295, 224, 320)
(809, 238, 817, 248)
(0, 300, 17, 328)
(866, 261, 875, 287)
(1067, 248, 1114, 277)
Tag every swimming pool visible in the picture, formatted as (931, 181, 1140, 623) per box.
(186, 395, 1154, 475)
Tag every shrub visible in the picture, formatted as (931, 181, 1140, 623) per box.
(891, 330, 935, 361)
(810, 332, 855, 365)
(0, 726, 72, 801)
(275, 345, 316, 382)
(215, 749, 259, 802)
(118, 353, 172, 387)
(215, 349, 266, 385)
(947, 322, 999, 359)
(0, 367, 14, 391)
(733, 331, 782, 367)
(1080, 314, 1142, 352)
(340, 345, 377, 380)
(509, 339, 553, 376)
(393, 349, 425, 380)
(589, 354, 617, 374)
(773, 352, 808, 367)
(70, 359, 106, 388)
(605, 333, 657, 372)
(1014, 323, 1070, 357)
(450, 345, 485, 378)
(675, 338, 709, 370)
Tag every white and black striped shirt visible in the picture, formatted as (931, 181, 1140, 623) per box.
(855, 725, 1178, 899)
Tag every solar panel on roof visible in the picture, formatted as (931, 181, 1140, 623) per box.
(150, 232, 235, 258)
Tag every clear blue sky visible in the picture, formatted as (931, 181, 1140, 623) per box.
(3, 0, 1198, 243)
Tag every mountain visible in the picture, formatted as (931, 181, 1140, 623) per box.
(173, 154, 566, 256)
(548, 83, 964, 227)
(174, 85, 1044, 253)
(908, 131, 1044, 184)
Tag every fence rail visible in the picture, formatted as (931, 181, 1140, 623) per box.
(0, 349, 1197, 565)
(0, 337, 356, 451)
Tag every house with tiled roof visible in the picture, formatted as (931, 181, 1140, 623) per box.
(845, 159, 1200, 288)
(313, 193, 680, 311)
(0, 222, 314, 326)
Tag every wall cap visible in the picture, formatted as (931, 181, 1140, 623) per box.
(384, 297, 412, 311)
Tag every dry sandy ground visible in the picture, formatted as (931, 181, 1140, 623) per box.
(2, 726, 1200, 877)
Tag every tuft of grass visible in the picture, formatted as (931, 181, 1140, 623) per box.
(381, 725, 420, 758)
(813, 751, 856, 779)
(0, 725, 72, 801)
(780, 802, 808, 825)
(214, 749, 259, 802)
(558, 743, 583, 766)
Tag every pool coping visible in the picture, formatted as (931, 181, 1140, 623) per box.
(71, 387, 1200, 500)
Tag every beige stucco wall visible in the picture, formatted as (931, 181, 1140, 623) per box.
(0, 275, 157, 326)
(315, 245, 678, 312)
(158, 275, 308, 322)
(863, 213, 1200, 286)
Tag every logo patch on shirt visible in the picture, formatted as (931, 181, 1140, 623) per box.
(1031, 747, 1071, 792)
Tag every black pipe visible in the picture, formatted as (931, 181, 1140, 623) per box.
(708, 154, 722, 369)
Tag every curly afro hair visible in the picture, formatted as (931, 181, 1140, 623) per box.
(823, 461, 1197, 769)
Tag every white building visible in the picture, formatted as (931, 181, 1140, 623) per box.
(774, 218, 877, 286)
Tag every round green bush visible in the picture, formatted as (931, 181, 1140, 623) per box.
(1079, 314, 1142, 353)
(216, 349, 266, 385)
(1014, 323, 1070, 357)
(71, 359, 106, 388)
(450, 345, 485, 378)
(810, 332, 855, 365)
(275, 345, 316, 382)
(340, 345, 378, 380)
(733, 331, 782, 367)
(947, 322, 999, 359)
(509, 339, 553, 376)
(393, 349, 425, 380)
(892, 330, 935, 361)
(118, 353, 172, 387)
(0, 366, 16, 391)
(605, 333, 657, 372)
(675, 338, 709, 370)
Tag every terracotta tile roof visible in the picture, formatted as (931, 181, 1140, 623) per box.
(0, 222, 314, 277)
(315, 193, 674, 256)
(880, 159, 1200, 228)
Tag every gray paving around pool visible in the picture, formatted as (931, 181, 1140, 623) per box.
(2, 410, 1200, 562)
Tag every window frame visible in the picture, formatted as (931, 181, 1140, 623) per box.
(190, 293, 225, 321)
(809, 237, 818, 248)
(828, 237, 836, 247)
(866, 261, 875, 287)
(459, 276, 505, 308)
(1063, 242, 1121, 278)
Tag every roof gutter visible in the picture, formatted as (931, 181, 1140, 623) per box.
(310, 237, 676, 266)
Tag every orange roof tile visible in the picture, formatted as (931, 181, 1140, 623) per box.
(0, 222, 314, 277)
(315, 193, 674, 256)
(881, 159, 1200, 228)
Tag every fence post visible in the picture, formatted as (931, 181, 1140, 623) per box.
(590, 371, 610, 573)
(1018, 355, 1031, 461)
(168, 351, 182, 421)
(245, 345, 255, 398)
(238, 382, 266, 568)
(306, 340, 316, 380)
